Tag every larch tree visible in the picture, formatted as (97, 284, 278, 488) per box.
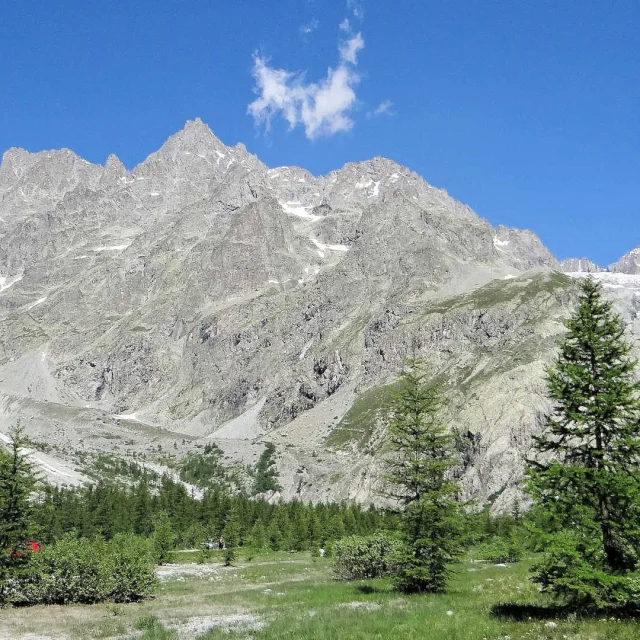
(527, 277, 640, 610)
(384, 359, 463, 593)
(0, 427, 38, 603)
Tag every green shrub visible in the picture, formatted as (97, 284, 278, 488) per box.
(106, 534, 158, 602)
(475, 535, 523, 564)
(10, 534, 156, 605)
(533, 530, 640, 611)
(333, 533, 402, 580)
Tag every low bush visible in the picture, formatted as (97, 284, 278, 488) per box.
(9, 534, 157, 605)
(474, 535, 523, 564)
(333, 533, 402, 580)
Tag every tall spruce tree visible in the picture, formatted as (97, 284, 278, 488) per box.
(527, 277, 640, 610)
(384, 359, 463, 593)
(0, 427, 38, 603)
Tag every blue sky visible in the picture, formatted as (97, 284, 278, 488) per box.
(1, 0, 638, 265)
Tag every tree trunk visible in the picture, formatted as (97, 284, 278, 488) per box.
(599, 496, 625, 572)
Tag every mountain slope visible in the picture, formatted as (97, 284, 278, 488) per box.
(1, 119, 636, 508)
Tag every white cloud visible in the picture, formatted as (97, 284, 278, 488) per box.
(367, 100, 394, 118)
(339, 32, 364, 64)
(339, 18, 350, 31)
(248, 32, 365, 140)
(300, 19, 319, 35)
(347, 0, 364, 20)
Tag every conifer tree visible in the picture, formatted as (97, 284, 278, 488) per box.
(308, 513, 321, 549)
(248, 521, 267, 552)
(0, 427, 38, 603)
(384, 359, 463, 593)
(133, 481, 155, 536)
(223, 506, 241, 566)
(527, 277, 640, 610)
(152, 511, 176, 565)
(253, 443, 280, 495)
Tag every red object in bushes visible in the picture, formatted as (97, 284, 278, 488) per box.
(7, 541, 40, 558)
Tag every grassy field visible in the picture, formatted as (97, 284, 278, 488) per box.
(1, 551, 639, 640)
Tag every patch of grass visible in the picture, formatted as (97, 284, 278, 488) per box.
(132, 615, 177, 639)
(325, 383, 400, 451)
(413, 271, 573, 318)
(77, 452, 158, 484)
(3, 552, 640, 639)
(24, 438, 57, 454)
(197, 555, 640, 640)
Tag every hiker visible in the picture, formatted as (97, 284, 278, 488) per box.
(219, 537, 225, 550)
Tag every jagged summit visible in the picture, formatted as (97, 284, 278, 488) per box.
(100, 154, 127, 186)
(609, 245, 640, 274)
(559, 247, 640, 276)
(559, 258, 604, 273)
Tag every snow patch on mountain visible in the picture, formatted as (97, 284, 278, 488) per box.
(280, 201, 321, 221)
(310, 238, 350, 254)
(0, 274, 23, 293)
(566, 271, 640, 290)
(92, 244, 131, 252)
(26, 296, 47, 310)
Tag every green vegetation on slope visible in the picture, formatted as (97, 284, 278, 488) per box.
(325, 382, 399, 451)
(415, 271, 573, 317)
(327, 272, 573, 452)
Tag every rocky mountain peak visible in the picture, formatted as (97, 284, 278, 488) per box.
(105, 153, 125, 170)
(1, 146, 32, 167)
(131, 118, 265, 185)
(492, 225, 559, 270)
(608, 245, 640, 274)
(100, 153, 127, 186)
(161, 117, 224, 153)
(0, 146, 103, 218)
(558, 258, 604, 273)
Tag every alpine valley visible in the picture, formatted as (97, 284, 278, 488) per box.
(1, 119, 639, 511)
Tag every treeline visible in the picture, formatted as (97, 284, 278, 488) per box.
(33, 476, 392, 551)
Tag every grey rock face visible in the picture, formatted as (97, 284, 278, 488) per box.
(492, 225, 558, 271)
(559, 258, 604, 273)
(0, 118, 637, 509)
(609, 246, 640, 274)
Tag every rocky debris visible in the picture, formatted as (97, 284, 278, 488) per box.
(337, 601, 381, 611)
(170, 615, 264, 639)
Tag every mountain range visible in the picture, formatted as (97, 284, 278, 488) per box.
(1, 118, 639, 511)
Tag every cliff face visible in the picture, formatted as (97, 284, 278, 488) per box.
(1, 119, 637, 510)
